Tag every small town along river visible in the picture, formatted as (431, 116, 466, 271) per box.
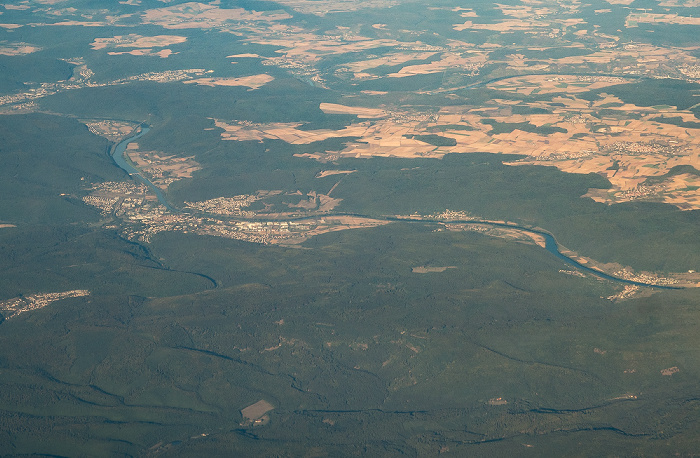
(109, 126, 679, 290)
(110, 126, 177, 212)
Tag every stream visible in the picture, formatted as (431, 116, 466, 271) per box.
(108, 126, 679, 290)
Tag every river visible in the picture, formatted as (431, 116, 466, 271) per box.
(108, 127, 678, 290)
(110, 126, 177, 212)
(385, 217, 681, 290)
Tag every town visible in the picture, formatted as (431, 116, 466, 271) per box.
(0, 57, 211, 111)
(80, 181, 383, 244)
(0, 290, 90, 320)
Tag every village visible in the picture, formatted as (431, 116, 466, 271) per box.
(405, 210, 695, 289)
(611, 268, 681, 287)
(0, 290, 90, 320)
(0, 58, 211, 111)
(80, 181, 384, 245)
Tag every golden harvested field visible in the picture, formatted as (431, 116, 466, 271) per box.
(214, 119, 374, 144)
(0, 43, 41, 55)
(108, 49, 175, 58)
(215, 74, 700, 209)
(227, 53, 262, 59)
(184, 74, 274, 90)
(659, 0, 700, 5)
(256, 0, 399, 16)
(494, 43, 700, 77)
(141, 2, 292, 29)
(45, 21, 107, 27)
(91, 34, 188, 50)
(386, 52, 486, 78)
(454, 19, 550, 32)
(316, 170, 355, 178)
(626, 13, 700, 26)
(319, 103, 386, 118)
(126, 145, 201, 190)
(487, 74, 633, 95)
(251, 33, 404, 62)
(342, 52, 438, 73)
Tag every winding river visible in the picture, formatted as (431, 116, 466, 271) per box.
(386, 217, 681, 290)
(110, 126, 177, 212)
(109, 126, 679, 290)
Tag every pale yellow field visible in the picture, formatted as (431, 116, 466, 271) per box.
(126, 147, 201, 190)
(256, 0, 398, 16)
(215, 71, 700, 209)
(184, 74, 274, 90)
(108, 49, 175, 58)
(227, 53, 262, 58)
(0, 43, 41, 55)
(316, 170, 355, 178)
(141, 2, 292, 29)
(488, 74, 633, 95)
(214, 119, 372, 144)
(91, 34, 188, 50)
(627, 13, 700, 26)
(319, 103, 386, 118)
(341, 52, 437, 73)
(251, 33, 403, 63)
(659, 0, 700, 6)
(454, 19, 550, 32)
(386, 52, 487, 78)
(45, 21, 106, 27)
(496, 4, 555, 18)
(491, 44, 700, 78)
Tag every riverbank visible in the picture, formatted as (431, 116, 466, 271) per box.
(109, 125, 177, 212)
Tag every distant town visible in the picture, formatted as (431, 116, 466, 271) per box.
(0, 290, 90, 320)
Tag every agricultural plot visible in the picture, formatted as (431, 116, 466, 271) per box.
(2, 0, 700, 455)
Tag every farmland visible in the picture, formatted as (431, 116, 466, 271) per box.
(1, 0, 700, 456)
